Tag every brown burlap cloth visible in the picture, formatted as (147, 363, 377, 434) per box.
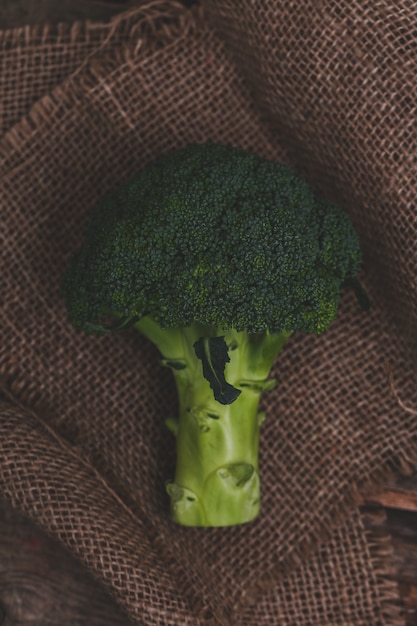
(1, 1, 416, 624)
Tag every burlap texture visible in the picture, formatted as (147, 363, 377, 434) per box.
(0, 3, 188, 136)
(0, 496, 132, 624)
(1, 1, 416, 624)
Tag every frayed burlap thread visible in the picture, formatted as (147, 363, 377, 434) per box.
(1, 1, 415, 624)
(0, 2, 192, 137)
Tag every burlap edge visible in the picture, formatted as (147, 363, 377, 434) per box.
(363, 515, 406, 626)
(0, 11, 110, 44)
(236, 448, 416, 618)
(231, 508, 407, 625)
(0, 0, 202, 162)
(1, 3, 415, 622)
(0, 1, 191, 45)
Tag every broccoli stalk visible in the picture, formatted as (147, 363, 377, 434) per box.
(62, 143, 363, 527)
(136, 316, 290, 525)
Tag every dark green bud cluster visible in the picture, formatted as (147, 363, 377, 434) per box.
(63, 143, 361, 335)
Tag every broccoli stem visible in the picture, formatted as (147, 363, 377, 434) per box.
(135, 318, 290, 527)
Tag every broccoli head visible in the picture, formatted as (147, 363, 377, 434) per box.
(63, 143, 362, 527)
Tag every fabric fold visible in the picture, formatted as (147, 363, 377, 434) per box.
(1, 1, 415, 623)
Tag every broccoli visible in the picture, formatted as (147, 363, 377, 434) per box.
(62, 143, 362, 527)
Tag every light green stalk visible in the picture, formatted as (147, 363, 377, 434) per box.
(135, 317, 290, 527)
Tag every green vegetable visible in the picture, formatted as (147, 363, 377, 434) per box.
(63, 143, 362, 527)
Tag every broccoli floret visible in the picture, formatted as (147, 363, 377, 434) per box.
(63, 143, 362, 527)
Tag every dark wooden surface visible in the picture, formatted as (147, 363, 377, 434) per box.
(0, 0, 136, 28)
(363, 472, 417, 625)
(0, 501, 132, 625)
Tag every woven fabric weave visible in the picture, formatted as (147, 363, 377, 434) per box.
(1, 1, 416, 624)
